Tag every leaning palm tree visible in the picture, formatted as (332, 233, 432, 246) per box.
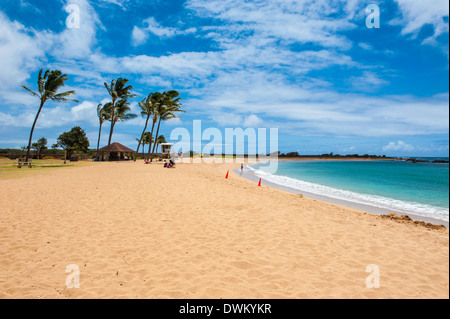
(144, 92, 164, 161)
(149, 90, 184, 162)
(96, 103, 111, 160)
(103, 99, 138, 130)
(134, 133, 153, 157)
(143, 132, 154, 155)
(21, 69, 78, 162)
(135, 93, 160, 161)
(134, 137, 144, 155)
(104, 78, 136, 160)
(103, 99, 137, 159)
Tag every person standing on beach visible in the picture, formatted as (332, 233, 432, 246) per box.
(241, 164, 244, 175)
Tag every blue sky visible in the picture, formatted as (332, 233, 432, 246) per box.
(0, 0, 448, 157)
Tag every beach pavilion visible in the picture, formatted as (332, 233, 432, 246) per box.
(98, 143, 136, 161)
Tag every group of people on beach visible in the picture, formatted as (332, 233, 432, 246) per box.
(143, 158, 175, 168)
(144, 157, 243, 171)
(163, 159, 176, 168)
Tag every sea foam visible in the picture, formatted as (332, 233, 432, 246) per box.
(247, 165, 449, 223)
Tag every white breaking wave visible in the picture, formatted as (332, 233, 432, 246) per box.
(247, 165, 449, 222)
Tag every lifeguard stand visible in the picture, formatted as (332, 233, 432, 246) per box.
(160, 143, 174, 155)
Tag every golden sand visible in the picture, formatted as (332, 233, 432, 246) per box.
(0, 161, 448, 299)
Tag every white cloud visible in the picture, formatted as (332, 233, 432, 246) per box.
(131, 26, 149, 46)
(0, 101, 100, 129)
(165, 117, 183, 126)
(99, 0, 127, 10)
(46, 0, 103, 59)
(392, 0, 449, 44)
(210, 111, 242, 127)
(243, 114, 264, 128)
(0, 12, 46, 89)
(131, 17, 197, 46)
(190, 68, 449, 137)
(349, 71, 390, 91)
(70, 101, 99, 126)
(0, 0, 103, 112)
(138, 75, 173, 88)
(144, 17, 179, 38)
(186, 0, 360, 49)
(382, 141, 415, 152)
(0, 111, 34, 128)
(358, 42, 373, 50)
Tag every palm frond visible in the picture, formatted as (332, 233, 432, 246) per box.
(45, 71, 66, 94)
(43, 69, 51, 80)
(97, 104, 104, 124)
(104, 82, 111, 96)
(37, 69, 45, 95)
(160, 113, 180, 121)
(111, 99, 137, 122)
(21, 85, 40, 99)
(51, 91, 78, 103)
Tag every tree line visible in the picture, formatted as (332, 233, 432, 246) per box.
(20, 69, 184, 162)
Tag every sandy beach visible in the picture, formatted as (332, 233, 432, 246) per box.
(0, 160, 448, 299)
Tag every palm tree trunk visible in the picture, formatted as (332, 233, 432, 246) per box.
(135, 115, 150, 162)
(96, 122, 103, 161)
(107, 120, 116, 160)
(107, 122, 115, 161)
(25, 100, 45, 162)
(106, 99, 116, 161)
(150, 119, 162, 162)
(146, 121, 157, 161)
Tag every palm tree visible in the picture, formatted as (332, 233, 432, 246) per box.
(96, 103, 111, 160)
(103, 99, 137, 128)
(135, 93, 160, 161)
(143, 132, 154, 155)
(155, 135, 167, 154)
(144, 92, 164, 161)
(148, 90, 184, 162)
(104, 99, 137, 160)
(134, 137, 144, 155)
(135, 133, 153, 159)
(104, 78, 136, 160)
(21, 69, 78, 162)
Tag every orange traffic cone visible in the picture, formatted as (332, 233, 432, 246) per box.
(258, 178, 262, 186)
(225, 170, 229, 179)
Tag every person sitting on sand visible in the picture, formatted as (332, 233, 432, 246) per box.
(169, 159, 176, 168)
(144, 159, 149, 164)
(163, 160, 167, 168)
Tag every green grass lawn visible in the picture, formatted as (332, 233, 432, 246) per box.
(0, 158, 94, 180)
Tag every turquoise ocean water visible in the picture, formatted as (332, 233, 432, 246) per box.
(248, 159, 449, 223)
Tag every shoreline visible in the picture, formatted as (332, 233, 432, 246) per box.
(238, 161, 449, 228)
